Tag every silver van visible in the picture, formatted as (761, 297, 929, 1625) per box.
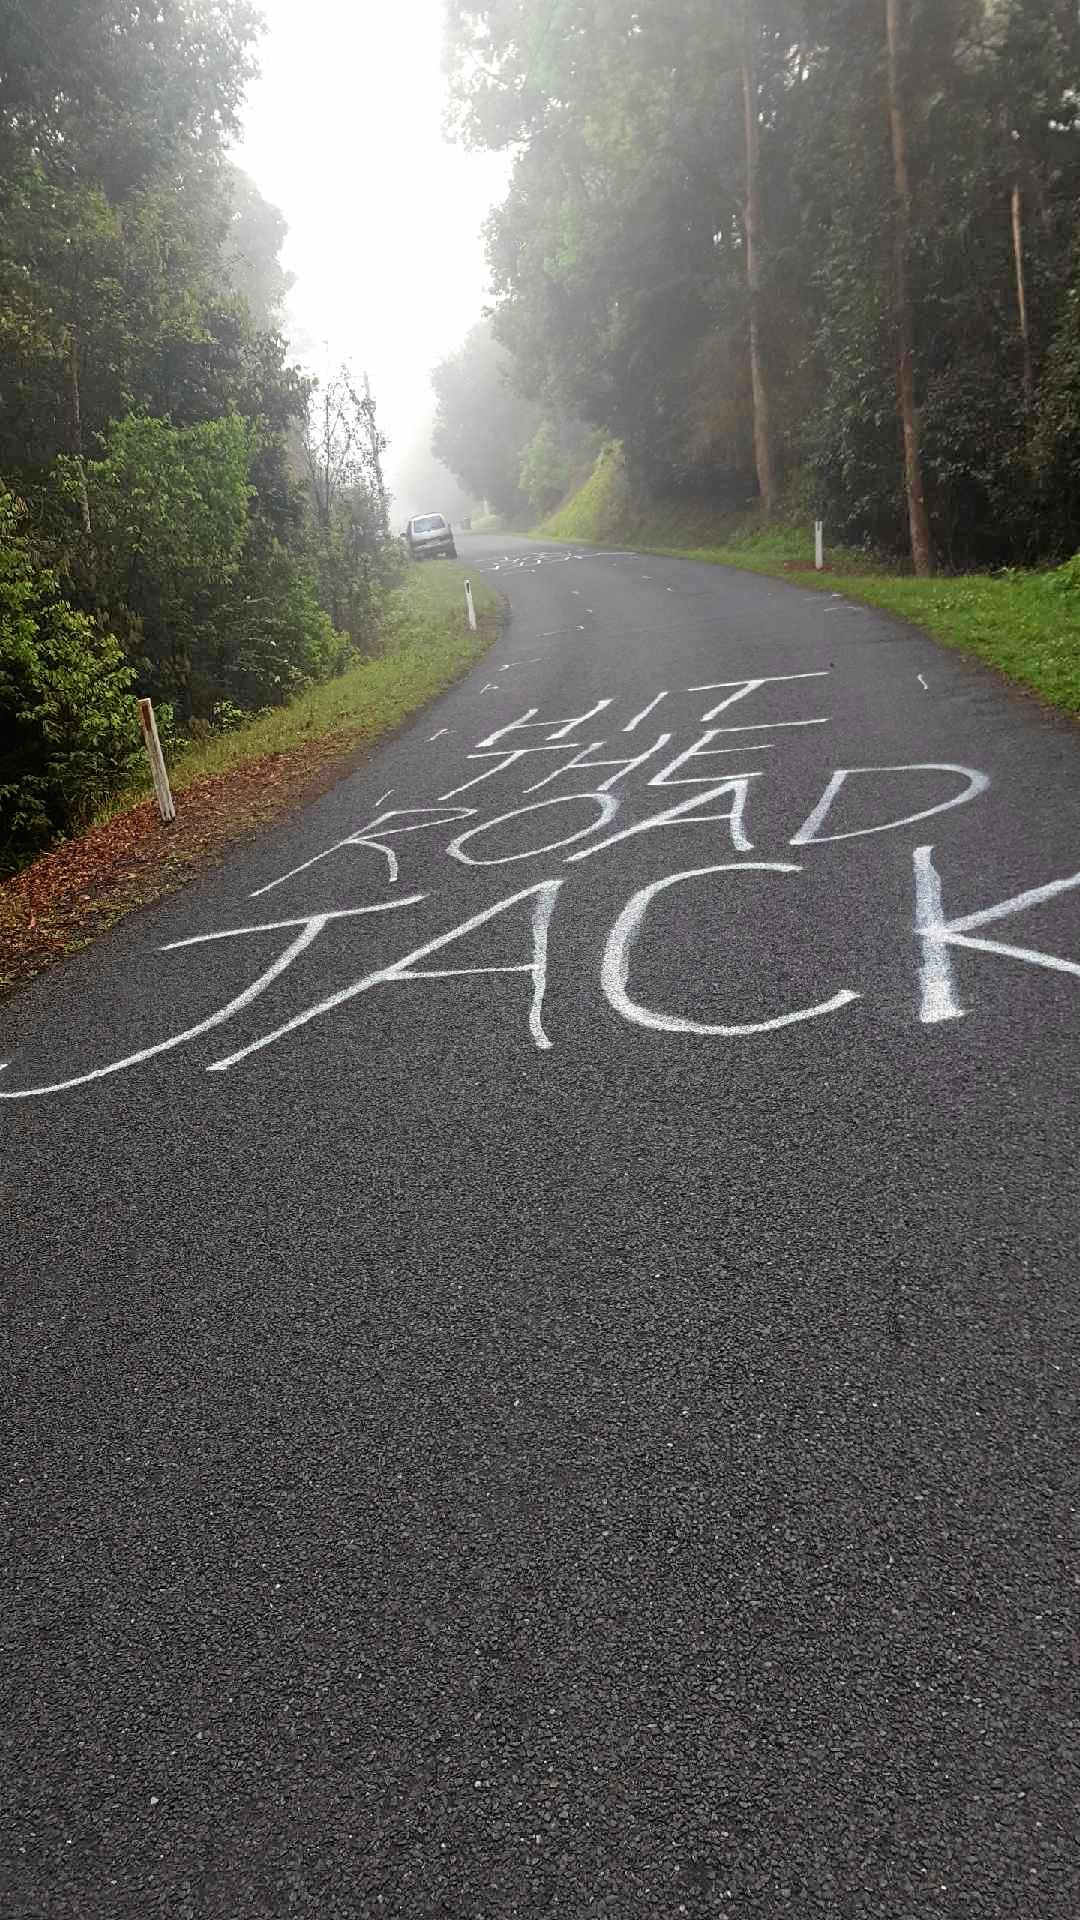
(406, 513, 457, 560)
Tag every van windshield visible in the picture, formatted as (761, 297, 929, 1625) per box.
(412, 516, 446, 533)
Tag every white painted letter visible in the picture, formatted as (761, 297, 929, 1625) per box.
(602, 865, 859, 1035)
(792, 764, 989, 846)
(0, 897, 425, 1100)
(447, 794, 618, 866)
(567, 778, 761, 864)
(524, 734, 672, 792)
(624, 691, 669, 733)
(475, 700, 613, 749)
(914, 844, 1080, 1024)
(649, 729, 776, 786)
(251, 808, 476, 897)
(687, 672, 830, 724)
(439, 746, 585, 799)
(209, 880, 565, 1071)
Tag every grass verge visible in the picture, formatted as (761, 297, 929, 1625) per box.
(539, 450, 1080, 718)
(0, 563, 501, 998)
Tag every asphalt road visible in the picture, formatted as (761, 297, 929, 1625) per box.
(4, 534, 1079, 1918)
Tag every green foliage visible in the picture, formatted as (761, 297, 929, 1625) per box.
(135, 563, 501, 797)
(0, 1, 402, 868)
(451, 0, 1080, 564)
(1051, 551, 1080, 594)
(0, 490, 138, 868)
(430, 318, 598, 523)
(1033, 278, 1080, 546)
(0, 0, 259, 198)
(539, 443, 632, 542)
(209, 700, 249, 735)
(87, 411, 256, 583)
(74, 411, 367, 718)
(76, 410, 257, 709)
(200, 530, 353, 713)
(518, 416, 601, 514)
(517, 420, 566, 515)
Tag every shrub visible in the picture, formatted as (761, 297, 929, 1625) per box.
(0, 489, 138, 869)
(199, 531, 354, 712)
(1051, 552, 1080, 593)
(1034, 280, 1080, 556)
(75, 411, 258, 712)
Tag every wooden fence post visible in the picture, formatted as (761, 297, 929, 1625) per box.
(138, 698, 176, 823)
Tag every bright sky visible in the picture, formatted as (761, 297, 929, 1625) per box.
(234, 0, 508, 489)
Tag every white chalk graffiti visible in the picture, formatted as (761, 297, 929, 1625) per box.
(602, 865, 860, 1036)
(446, 794, 620, 866)
(566, 779, 759, 863)
(914, 846, 1080, 1024)
(2, 668, 1077, 1099)
(792, 764, 990, 845)
(476, 548, 643, 574)
(475, 700, 615, 748)
(209, 879, 563, 1071)
(0, 897, 424, 1099)
(687, 672, 831, 723)
(624, 691, 668, 733)
(250, 807, 475, 895)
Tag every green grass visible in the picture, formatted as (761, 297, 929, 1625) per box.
(111, 561, 501, 809)
(539, 451, 1080, 717)
(794, 569, 1080, 715)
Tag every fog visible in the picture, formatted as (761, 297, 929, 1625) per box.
(234, 0, 508, 518)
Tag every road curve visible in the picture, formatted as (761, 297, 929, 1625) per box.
(4, 534, 1079, 1917)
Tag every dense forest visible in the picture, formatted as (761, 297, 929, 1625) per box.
(0, 0, 395, 869)
(440, 0, 1080, 568)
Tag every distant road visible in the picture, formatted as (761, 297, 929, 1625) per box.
(5, 534, 1079, 1917)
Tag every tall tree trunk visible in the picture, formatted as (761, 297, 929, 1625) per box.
(741, 2, 774, 517)
(884, 0, 933, 577)
(1010, 181, 1035, 408)
(68, 331, 93, 540)
(363, 370, 389, 537)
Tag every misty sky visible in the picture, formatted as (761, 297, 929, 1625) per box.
(235, 0, 508, 492)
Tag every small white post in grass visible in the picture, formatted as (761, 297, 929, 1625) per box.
(138, 697, 176, 823)
(814, 520, 825, 571)
(464, 578, 478, 631)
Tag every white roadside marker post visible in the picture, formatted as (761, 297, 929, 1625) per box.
(138, 698, 176, 823)
(464, 579, 478, 631)
(814, 520, 825, 571)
